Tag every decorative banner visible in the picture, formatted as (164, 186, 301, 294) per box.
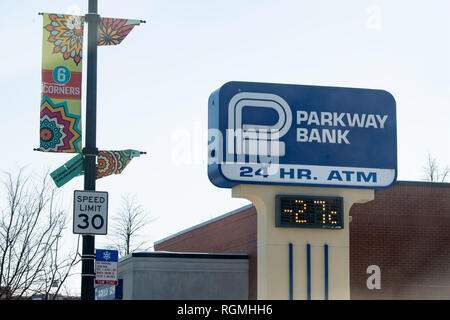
(96, 150, 142, 179)
(50, 153, 84, 187)
(49, 149, 145, 187)
(97, 18, 141, 46)
(40, 13, 83, 153)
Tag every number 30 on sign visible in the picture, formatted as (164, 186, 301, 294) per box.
(73, 190, 108, 235)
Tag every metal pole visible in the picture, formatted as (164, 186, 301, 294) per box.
(81, 0, 99, 300)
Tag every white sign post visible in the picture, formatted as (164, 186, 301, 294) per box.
(73, 190, 108, 235)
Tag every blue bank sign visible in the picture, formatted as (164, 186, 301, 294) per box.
(207, 81, 397, 189)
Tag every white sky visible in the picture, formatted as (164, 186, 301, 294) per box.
(1, 0, 449, 296)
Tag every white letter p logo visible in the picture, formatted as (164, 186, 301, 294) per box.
(227, 92, 292, 163)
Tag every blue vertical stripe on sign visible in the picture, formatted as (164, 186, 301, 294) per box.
(289, 243, 293, 300)
(324, 244, 329, 300)
(307, 243, 311, 300)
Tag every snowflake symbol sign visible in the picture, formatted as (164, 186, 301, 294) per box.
(103, 251, 111, 261)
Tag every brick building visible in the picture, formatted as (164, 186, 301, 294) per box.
(155, 181, 450, 299)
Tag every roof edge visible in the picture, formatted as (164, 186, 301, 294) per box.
(154, 203, 254, 246)
(120, 251, 249, 262)
(395, 180, 450, 188)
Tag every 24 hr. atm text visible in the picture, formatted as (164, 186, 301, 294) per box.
(240, 166, 377, 183)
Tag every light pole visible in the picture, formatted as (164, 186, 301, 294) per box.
(81, 0, 99, 300)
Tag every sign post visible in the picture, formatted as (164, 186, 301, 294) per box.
(232, 184, 374, 299)
(208, 81, 397, 299)
(81, 0, 99, 300)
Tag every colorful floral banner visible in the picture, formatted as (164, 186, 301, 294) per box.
(97, 18, 141, 46)
(97, 150, 142, 179)
(40, 13, 83, 153)
(40, 14, 140, 152)
(49, 149, 143, 187)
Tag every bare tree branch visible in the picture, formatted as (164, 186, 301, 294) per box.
(107, 194, 155, 257)
(0, 169, 80, 299)
(424, 153, 450, 182)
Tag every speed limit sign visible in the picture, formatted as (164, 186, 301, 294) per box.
(73, 190, 108, 235)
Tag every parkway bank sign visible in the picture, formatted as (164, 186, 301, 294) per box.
(207, 81, 397, 189)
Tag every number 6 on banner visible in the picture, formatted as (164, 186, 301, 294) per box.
(52, 65, 71, 85)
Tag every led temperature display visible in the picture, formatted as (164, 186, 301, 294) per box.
(275, 195, 344, 229)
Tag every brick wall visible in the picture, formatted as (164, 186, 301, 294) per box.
(350, 181, 450, 299)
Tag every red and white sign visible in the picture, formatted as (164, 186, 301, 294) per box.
(95, 249, 118, 286)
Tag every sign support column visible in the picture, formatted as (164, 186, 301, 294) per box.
(81, 0, 99, 301)
(232, 184, 374, 299)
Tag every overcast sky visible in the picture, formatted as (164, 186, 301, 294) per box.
(1, 0, 449, 295)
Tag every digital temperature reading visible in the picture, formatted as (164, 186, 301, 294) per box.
(275, 195, 344, 229)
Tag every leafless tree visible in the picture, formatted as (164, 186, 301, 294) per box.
(0, 169, 80, 299)
(109, 194, 155, 257)
(424, 153, 449, 182)
(108, 194, 155, 257)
